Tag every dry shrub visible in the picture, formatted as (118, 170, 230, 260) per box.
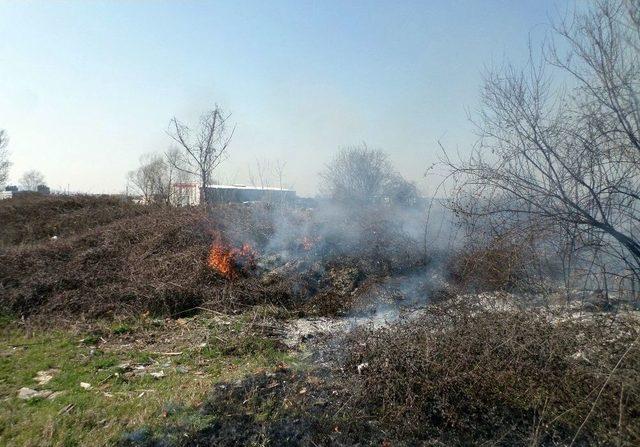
(347, 305, 640, 445)
(0, 194, 150, 247)
(209, 202, 276, 248)
(446, 237, 537, 292)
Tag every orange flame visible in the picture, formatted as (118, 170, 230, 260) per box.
(300, 235, 320, 251)
(208, 239, 256, 279)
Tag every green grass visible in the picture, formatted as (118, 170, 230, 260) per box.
(0, 314, 293, 446)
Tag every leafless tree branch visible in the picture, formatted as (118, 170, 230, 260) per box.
(447, 0, 640, 286)
(166, 105, 235, 204)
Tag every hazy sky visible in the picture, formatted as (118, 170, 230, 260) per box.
(0, 0, 566, 196)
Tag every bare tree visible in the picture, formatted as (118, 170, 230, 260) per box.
(321, 145, 417, 206)
(167, 105, 235, 204)
(448, 0, 640, 285)
(127, 153, 176, 205)
(19, 170, 45, 192)
(274, 159, 287, 190)
(165, 146, 196, 204)
(247, 158, 288, 190)
(321, 145, 392, 204)
(0, 129, 10, 186)
(248, 157, 270, 189)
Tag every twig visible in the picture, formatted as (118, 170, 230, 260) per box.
(569, 334, 639, 446)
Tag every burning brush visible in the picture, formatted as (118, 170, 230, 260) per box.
(208, 238, 257, 279)
(299, 235, 320, 251)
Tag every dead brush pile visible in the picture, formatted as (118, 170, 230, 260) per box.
(261, 204, 428, 315)
(314, 206, 425, 276)
(0, 206, 215, 319)
(0, 196, 427, 321)
(0, 194, 150, 247)
(0, 201, 295, 321)
(346, 304, 640, 445)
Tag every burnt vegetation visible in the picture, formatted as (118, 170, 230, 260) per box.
(124, 305, 640, 447)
